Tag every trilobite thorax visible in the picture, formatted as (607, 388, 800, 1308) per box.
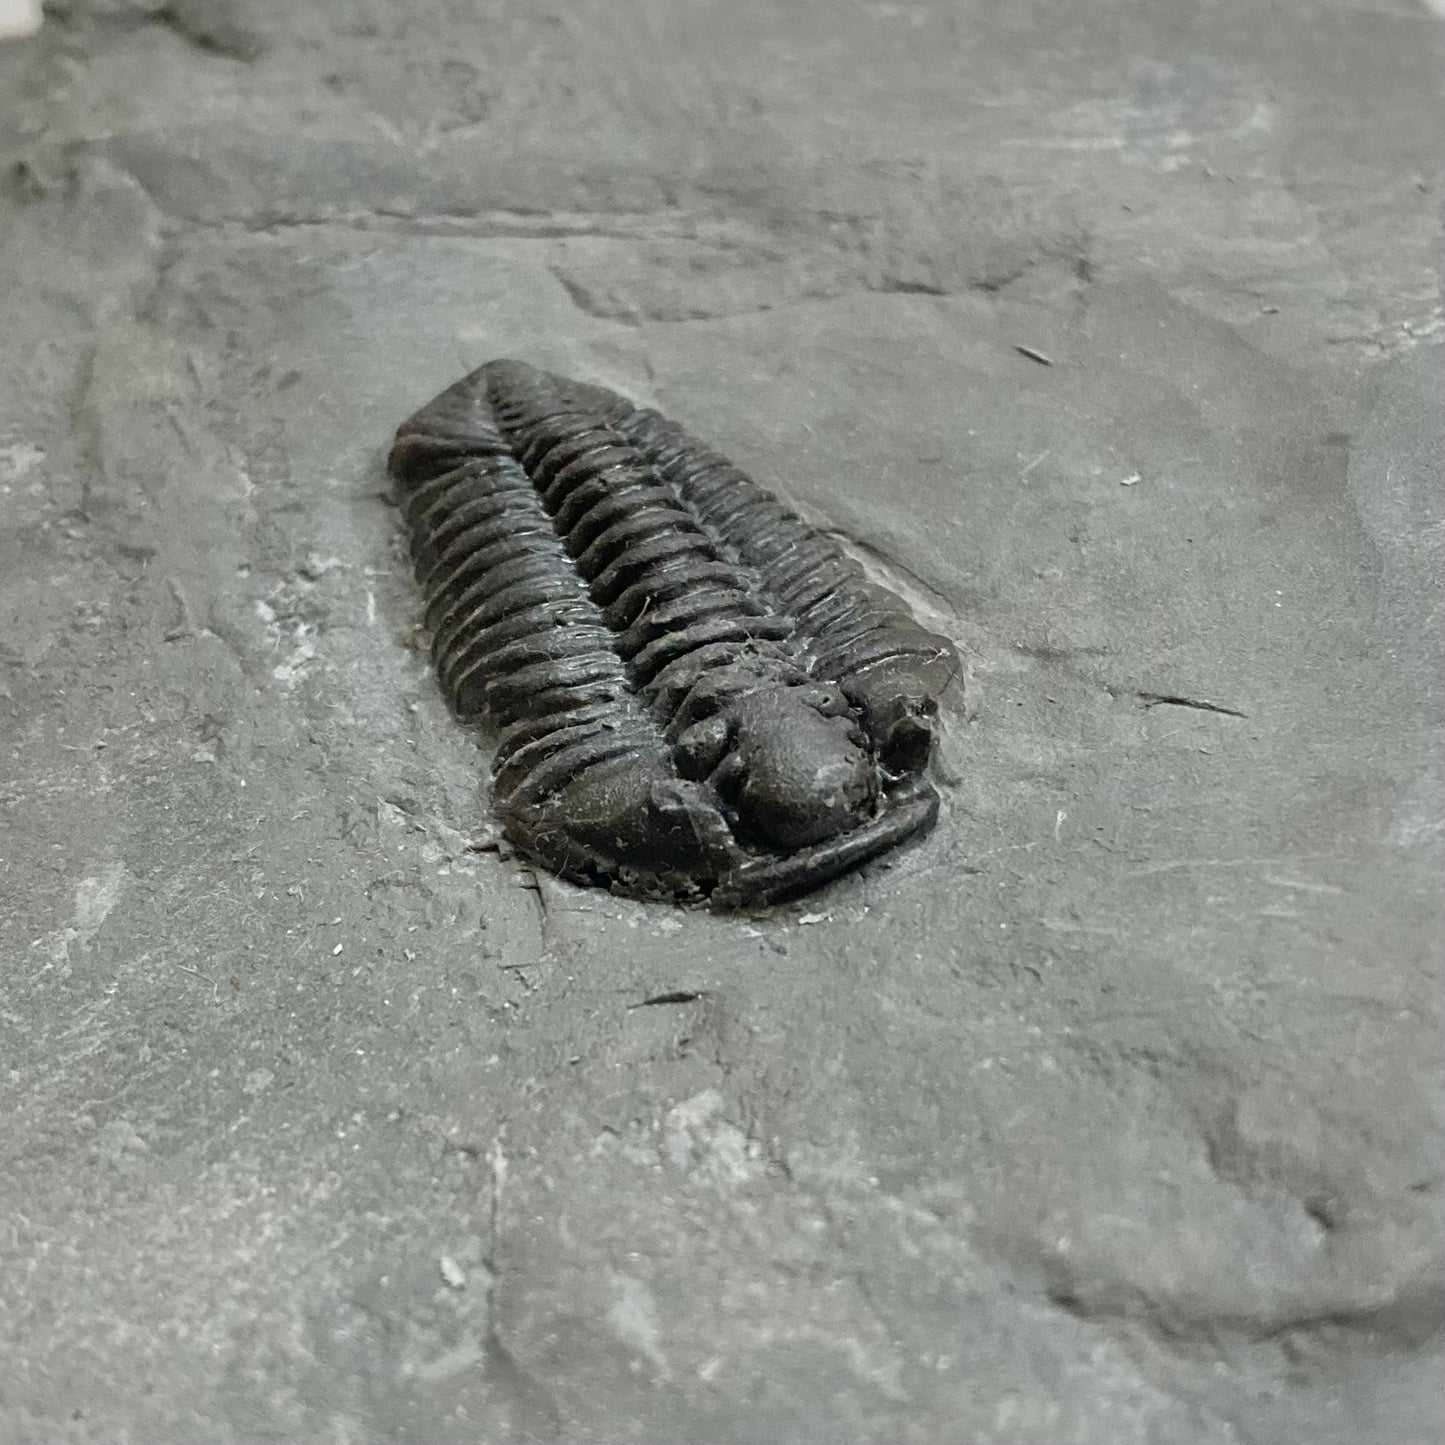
(388, 360, 960, 907)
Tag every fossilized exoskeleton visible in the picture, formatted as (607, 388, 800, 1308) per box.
(388, 360, 959, 907)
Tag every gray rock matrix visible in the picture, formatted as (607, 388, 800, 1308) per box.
(1, 2, 1441, 1441)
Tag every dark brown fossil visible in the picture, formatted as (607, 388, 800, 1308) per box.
(388, 360, 960, 907)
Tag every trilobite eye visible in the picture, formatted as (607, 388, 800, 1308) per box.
(802, 685, 848, 718)
(862, 689, 942, 778)
(674, 714, 733, 779)
(880, 712, 933, 778)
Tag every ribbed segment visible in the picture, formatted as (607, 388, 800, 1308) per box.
(605, 405, 958, 700)
(481, 362, 807, 727)
(386, 377, 670, 810)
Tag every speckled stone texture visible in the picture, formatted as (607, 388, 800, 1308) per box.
(1, 3, 1442, 1442)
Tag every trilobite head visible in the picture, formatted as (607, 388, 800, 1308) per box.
(719, 691, 878, 851)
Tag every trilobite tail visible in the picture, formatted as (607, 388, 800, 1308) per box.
(388, 366, 512, 494)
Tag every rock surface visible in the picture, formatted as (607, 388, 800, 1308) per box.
(1, 2, 1441, 1441)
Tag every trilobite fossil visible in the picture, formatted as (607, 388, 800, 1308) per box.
(388, 360, 959, 907)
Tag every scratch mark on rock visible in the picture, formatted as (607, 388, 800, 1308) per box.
(629, 990, 707, 1010)
(1137, 692, 1247, 718)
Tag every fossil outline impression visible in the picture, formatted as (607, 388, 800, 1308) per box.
(389, 360, 960, 907)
